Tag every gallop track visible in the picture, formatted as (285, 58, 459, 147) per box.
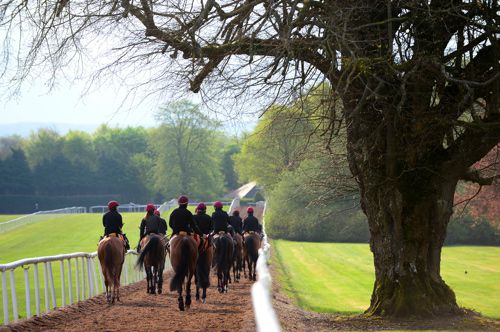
(2, 271, 255, 332)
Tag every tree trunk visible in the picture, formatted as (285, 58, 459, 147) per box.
(361, 172, 461, 317)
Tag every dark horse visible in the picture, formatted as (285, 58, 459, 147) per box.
(232, 233, 243, 283)
(213, 233, 234, 293)
(136, 234, 166, 294)
(97, 234, 126, 304)
(169, 233, 198, 311)
(243, 232, 260, 281)
(195, 235, 213, 303)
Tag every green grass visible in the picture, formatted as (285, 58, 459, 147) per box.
(0, 207, 216, 324)
(0, 215, 23, 223)
(272, 240, 500, 319)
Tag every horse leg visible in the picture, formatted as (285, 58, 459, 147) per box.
(202, 287, 207, 304)
(105, 278, 111, 304)
(243, 256, 247, 278)
(158, 265, 163, 294)
(153, 266, 158, 295)
(217, 268, 223, 293)
(253, 261, 257, 281)
(185, 272, 192, 310)
(195, 273, 200, 301)
(178, 289, 185, 311)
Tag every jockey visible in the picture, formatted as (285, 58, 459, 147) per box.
(212, 201, 230, 234)
(137, 203, 162, 251)
(154, 209, 168, 235)
(229, 210, 243, 235)
(169, 195, 203, 237)
(103, 200, 123, 236)
(102, 200, 130, 249)
(242, 207, 260, 233)
(193, 202, 213, 235)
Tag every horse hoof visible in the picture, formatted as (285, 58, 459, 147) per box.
(202, 298, 206, 304)
(158, 290, 162, 294)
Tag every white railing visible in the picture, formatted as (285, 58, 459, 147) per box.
(251, 201, 281, 332)
(0, 250, 145, 325)
(89, 203, 160, 213)
(0, 207, 87, 234)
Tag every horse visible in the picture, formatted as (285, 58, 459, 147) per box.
(136, 234, 167, 294)
(232, 233, 243, 283)
(97, 234, 126, 304)
(243, 232, 260, 281)
(213, 232, 234, 293)
(195, 235, 213, 303)
(169, 233, 198, 311)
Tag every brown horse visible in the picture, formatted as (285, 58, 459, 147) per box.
(243, 232, 260, 281)
(97, 234, 126, 304)
(232, 233, 243, 283)
(136, 234, 167, 294)
(169, 233, 198, 311)
(213, 233, 234, 293)
(195, 235, 213, 303)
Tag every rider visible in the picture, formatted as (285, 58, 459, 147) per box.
(229, 210, 243, 235)
(102, 200, 130, 249)
(169, 195, 203, 237)
(137, 203, 162, 251)
(154, 209, 168, 236)
(193, 202, 213, 235)
(212, 201, 230, 234)
(242, 207, 261, 234)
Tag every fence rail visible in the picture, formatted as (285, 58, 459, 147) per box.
(252, 201, 282, 332)
(0, 250, 146, 325)
(0, 207, 87, 234)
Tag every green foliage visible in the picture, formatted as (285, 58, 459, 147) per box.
(446, 214, 500, 245)
(273, 240, 500, 318)
(221, 142, 240, 190)
(150, 100, 225, 200)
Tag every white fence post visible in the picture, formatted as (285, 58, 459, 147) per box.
(2, 270, 8, 325)
(23, 268, 31, 319)
(43, 263, 49, 312)
(67, 260, 73, 304)
(60, 261, 66, 307)
(75, 258, 80, 302)
(48, 263, 56, 309)
(9, 270, 18, 322)
(80, 258, 86, 299)
(34, 264, 40, 316)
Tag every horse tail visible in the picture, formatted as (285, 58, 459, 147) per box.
(195, 250, 210, 288)
(215, 236, 227, 271)
(105, 241, 116, 286)
(135, 236, 161, 271)
(245, 236, 258, 265)
(170, 238, 191, 292)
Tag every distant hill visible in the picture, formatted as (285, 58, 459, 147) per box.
(0, 122, 99, 137)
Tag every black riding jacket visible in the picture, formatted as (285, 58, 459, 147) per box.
(103, 209, 123, 235)
(169, 205, 202, 236)
(139, 214, 164, 238)
(229, 215, 243, 234)
(243, 214, 260, 232)
(193, 212, 213, 235)
(212, 209, 230, 233)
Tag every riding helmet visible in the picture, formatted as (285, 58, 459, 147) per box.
(178, 195, 189, 205)
(197, 202, 206, 210)
(214, 201, 223, 209)
(154, 209, 160, 216)
(107, 200, 119, 210)
(247, 207, 254, 213)
(233, 210, 240, 216)
(146, 203, 156, 212)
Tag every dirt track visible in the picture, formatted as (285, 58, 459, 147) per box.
(2, 271, 255, 332)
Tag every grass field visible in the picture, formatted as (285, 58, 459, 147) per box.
(272, 240, 500, 319)
(0, 207, 215, 323)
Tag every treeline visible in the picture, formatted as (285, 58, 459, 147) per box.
(234, 85, 500, 245)
(0, 100, 240, 213)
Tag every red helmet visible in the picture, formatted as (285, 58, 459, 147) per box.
(107, 200, 119, 210)
(247, 207, 254, 213)
(146, 203, 156, 212)
(154, 209, 160, 216)
(233, 210, 240, 216)
(197, 202, 206, 210)
(178, 195, 189, 205)
(214, 201, 223, 209)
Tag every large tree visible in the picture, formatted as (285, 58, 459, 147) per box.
(1, 0, 499, 317)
